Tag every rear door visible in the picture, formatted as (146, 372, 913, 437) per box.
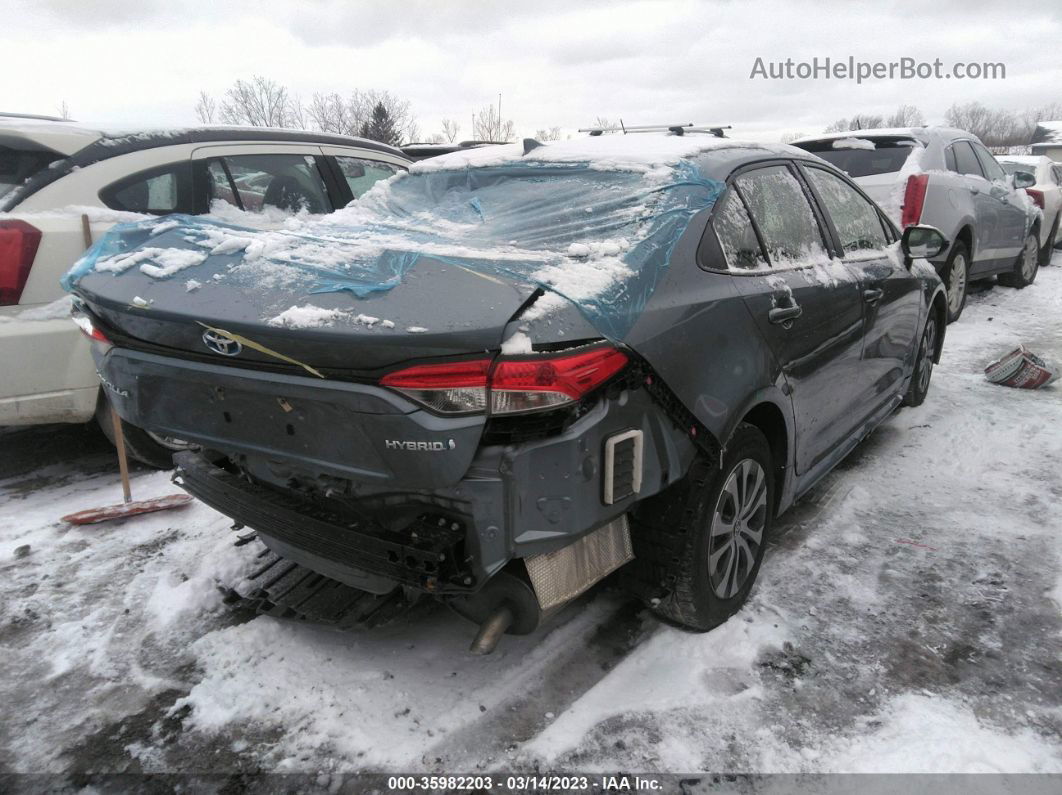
(319, 146, 408, 206)
(802, 164, 922, 412)
(722, 162, 867, 475)
(950, 140, 1000, 268)
(971, 141, 1027, 258)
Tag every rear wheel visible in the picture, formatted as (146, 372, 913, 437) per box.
(903, 310, 938, 408)
(998, 233, 1039, 288)
(95, 394, 192, 470)
(942, 243, 969, 324)
(651, 424, 774, 631)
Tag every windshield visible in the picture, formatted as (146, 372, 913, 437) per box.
(798, 139, 918, 177)
(0, 146, 62, 200)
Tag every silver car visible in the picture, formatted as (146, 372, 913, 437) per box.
(794, 127, 1041, 322)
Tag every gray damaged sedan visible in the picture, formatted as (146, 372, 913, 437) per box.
(65, 132, 948, 652)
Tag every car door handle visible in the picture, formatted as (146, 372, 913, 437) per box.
(863, 288, 884, 304)
(768, 304, 803, 324)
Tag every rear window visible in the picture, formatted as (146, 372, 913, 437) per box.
(796, 139, 918, 177)
(0, 146, 61, 200)
(999, 161, 1036, 177)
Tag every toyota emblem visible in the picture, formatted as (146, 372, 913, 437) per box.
(202, 329, 242, 356)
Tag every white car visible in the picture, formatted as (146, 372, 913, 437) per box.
(0, 113, 410, 466)
(997, 155, 1062, 261)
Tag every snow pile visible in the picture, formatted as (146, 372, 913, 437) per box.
(0, 294, 73, 323)
(267, 304, 395, 329)
(832, 137, 876, 150)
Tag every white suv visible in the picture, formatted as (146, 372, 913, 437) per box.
(0, 113, 410, 466)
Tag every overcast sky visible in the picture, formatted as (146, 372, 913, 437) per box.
(4, 0, 1061, 142)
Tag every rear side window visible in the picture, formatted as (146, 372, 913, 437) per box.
(971, 143, 1006, 182)
(951, 142, 984, 177)
(0, 146, 61, 200)
(204, 154, 332, 214)
(797, 139, 917, 177)
(334, 156, 402, 199)
(711, 190, 768, 270)
(945, 147, 957, 172)
(805, 168, 888, 254)
(100, 162, 193, 214)
(734, 165, 828, 267)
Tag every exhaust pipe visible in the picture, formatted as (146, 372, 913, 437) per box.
(469, 605, 514, 655)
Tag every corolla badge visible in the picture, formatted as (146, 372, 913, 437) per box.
(202, 329, 242, 356)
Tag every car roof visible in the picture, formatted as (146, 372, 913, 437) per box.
(0, 115, 406, 159)
(792, 126, 972, 146)
(406, 133, 814, 180)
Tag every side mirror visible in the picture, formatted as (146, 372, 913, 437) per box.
(901, 225, 948, 262)
(1012, 170, 1036, 189)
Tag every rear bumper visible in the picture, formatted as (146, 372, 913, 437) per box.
(99, 345, 698, 592)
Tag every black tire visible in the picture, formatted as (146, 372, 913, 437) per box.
(941, 242, 969, 324)
(647, 424, 774, 631)
(903, 309, 938, 408)
(95, 393, 189, 470)
(998, 232, 1039, 289)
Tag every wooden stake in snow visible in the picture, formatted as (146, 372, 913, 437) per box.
(62, 215, 194, 525)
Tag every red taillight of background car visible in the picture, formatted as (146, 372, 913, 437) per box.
(381, 345, 629, 415)
(900, 174, 929, 228)
(0, 220, 42, 306)
(1024, 189, 1045, 210)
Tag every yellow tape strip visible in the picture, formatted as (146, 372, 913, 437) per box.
(196, 322, 325, 379)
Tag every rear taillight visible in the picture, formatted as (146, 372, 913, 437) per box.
(1025, 189, 1045, 210)
(0, 220, 42, 306)
(900, 174, 928, 228)
(71, 308, 114, 352)
(380, 345, 629, 415)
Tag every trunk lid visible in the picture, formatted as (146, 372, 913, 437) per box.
(73, 228, 538, 372)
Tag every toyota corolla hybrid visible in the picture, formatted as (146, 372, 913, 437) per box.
(65, 133, 947, 650)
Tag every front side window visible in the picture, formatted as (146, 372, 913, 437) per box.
(335, 156, 402, 199)
(711, 190, 768, 270)
(805, 167, 888, 255)
(205, 154, 332, 214)
(971, 142, 1006, 182)
(951, 141, 984, 178)
(101, 163, 189, 214)
(734, 165, 828, 267)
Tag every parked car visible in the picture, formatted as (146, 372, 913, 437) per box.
(792, 127, 1041, 323)
(0, 113, 410, 466)
(997, 155, 1062, 260)
(67, 134, 947, 650)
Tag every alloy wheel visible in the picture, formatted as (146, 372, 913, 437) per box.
(918, 315, 936, 393)
(1021, 236, 1038, 282)
(948, 253, 967, 315)
(707, 458, 768, 599)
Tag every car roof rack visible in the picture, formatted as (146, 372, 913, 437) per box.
(578, 121, 731, 138)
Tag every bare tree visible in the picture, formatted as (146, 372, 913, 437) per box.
(474, 102, 515, 142)
(194, 91, 217, 124)
(217, 76, 303, 128)
(441, 118, 460, 143)
(534, 126, 562, 141)
(886, 104, 925, 127)
(57, 100, 71, 120)
(307, 92, 351, 134)
(306, 89, 418, 142)
(944, 102, 1025, 148)
(823, 118, 849, 133)
(779, 131, 807, 144)
(848, 114, 885, 130)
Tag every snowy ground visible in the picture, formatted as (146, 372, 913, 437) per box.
(2, 258, 1061, 781)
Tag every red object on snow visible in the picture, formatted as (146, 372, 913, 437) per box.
(62, 494, 194, 525)
(984, 345, 1058, 389)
